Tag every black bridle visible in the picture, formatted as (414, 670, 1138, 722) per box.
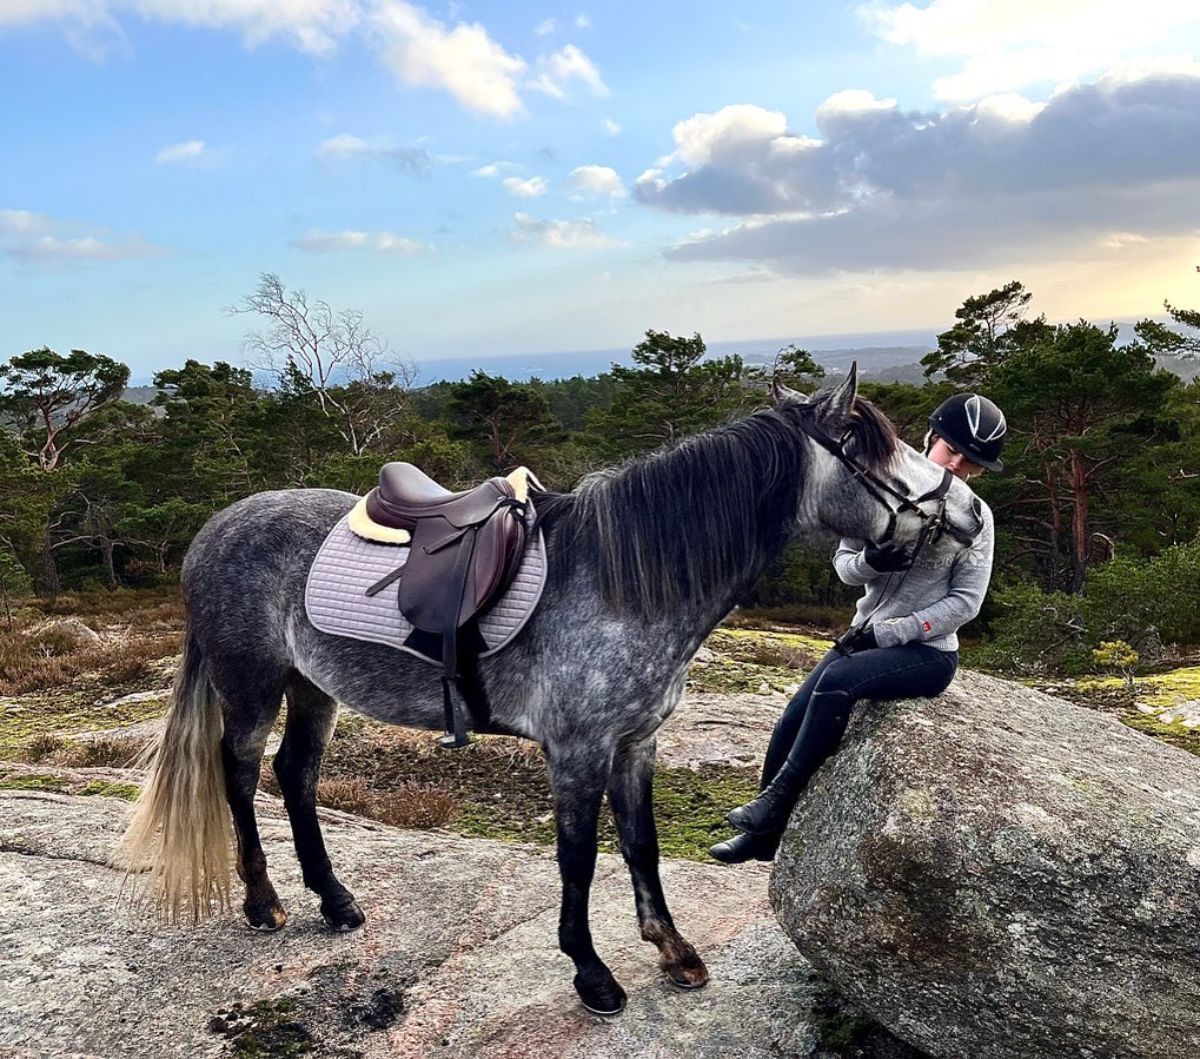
(801, 420, 973, 547)
(798, 416, 983, 655)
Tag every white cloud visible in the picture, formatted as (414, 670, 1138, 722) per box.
(510, 211, 619, 249)
(2, 2, 614, 119)
(640, 70, 1200, 274)
(814, 89, 896, 124)
(139, 0, 359, 54)
(563, 164, 625, 200)
(314, 133, 430, 174)
(603, 116, 621, 135)
(502, 175, 549, 197)
(0, 0, 361, 56)
(574, 12, 590, 29)
(1097, 231, 1150, 249)
(527, 43, 608, 99)
(634, 104, 827, 214)
(860, 0, 1200, 101)
(374, 231, 430, 253)
(0, 207, 167, 266)
(471, 161, 522, 178)
(314, 133, 371, 159)
(369, 0, 528, 119)
(154, 139, 209, 164)
(670, 104, 791, 167)
(291, 228, 429, 253)
(973, 92, 1046, 123)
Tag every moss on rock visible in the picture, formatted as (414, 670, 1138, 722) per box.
(0, 689, 168, 760)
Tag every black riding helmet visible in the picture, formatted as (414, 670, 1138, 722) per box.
(927, 393, 1006, 472)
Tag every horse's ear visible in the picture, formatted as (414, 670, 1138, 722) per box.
(771, 376, 809, 405)
(817, 362, 858, 429)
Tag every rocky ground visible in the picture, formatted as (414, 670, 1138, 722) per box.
(3, 595, 1200, 1058)
(1, 785, 931, 1059)
(0, 602, 919, 1058)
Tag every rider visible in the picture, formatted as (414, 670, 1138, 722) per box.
(710, 392, 1006, 863)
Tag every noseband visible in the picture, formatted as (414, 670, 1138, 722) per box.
(801, 419, 976, 549)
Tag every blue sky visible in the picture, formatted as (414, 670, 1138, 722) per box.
(2, 0, 1200, 382)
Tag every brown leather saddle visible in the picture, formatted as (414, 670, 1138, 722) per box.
(358, 463, 539, 748)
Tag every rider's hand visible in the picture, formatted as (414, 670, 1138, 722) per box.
(863, 542, 914, 573)
(841, 625, 879, 654)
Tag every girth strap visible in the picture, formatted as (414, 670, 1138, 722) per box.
(437, 523, 479, 749)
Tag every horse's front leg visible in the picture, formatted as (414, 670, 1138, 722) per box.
(546, 743, 626, 1015)
(608, 735, 708, 989)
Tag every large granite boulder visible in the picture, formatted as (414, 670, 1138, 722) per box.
(769, 669, 1200, 1059)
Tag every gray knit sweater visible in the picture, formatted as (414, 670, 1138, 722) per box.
(833, 497, 994, 652)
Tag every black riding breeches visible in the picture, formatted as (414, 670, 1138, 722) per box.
(759, 642, 958, 794)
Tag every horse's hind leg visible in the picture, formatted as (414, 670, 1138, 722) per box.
(608, 736, 708, 989)
(546, 742, 626, 1015)
(273, 673, 364, 932)
(217, 670, 288, 931)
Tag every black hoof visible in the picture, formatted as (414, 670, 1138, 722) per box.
(244, 899, 288, 932)
(574, 967, 627, 1016)
(321, 897, 366, 933)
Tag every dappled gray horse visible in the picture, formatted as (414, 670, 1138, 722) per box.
(119, 367, 983, 1015)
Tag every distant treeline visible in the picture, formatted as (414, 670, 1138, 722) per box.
(2, 277, 1199, 673)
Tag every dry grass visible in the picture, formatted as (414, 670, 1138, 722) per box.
(0, 591, 183, 696)
(20, 733, 147, 768)
(741, 642, 810, 669)
(259, 769, 458, 829)
(318, 776, 458, 828)
(0, 630, 179, 696)
(728, 604, 846, 630)
(34, 588, 184, 625)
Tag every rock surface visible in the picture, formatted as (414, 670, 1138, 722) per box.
(770, 669, 1200, 1059)
(657, 690, 785, 768)
(34, 618, 102, 646)
(0, 788, 923, 1059)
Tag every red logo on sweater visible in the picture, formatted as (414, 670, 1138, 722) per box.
(922, 621, 933, 632)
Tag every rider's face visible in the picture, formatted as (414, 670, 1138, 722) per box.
(928, 437, 984, 481)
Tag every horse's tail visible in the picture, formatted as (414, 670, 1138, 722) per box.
(115, 625, 232, 922)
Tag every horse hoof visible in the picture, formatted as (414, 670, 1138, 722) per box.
(322, 898, 366, 933)
(665, 966, 709, 990)
(663, 949, 709, 990)
(245, 901, 288, 932)
(574, 968, 627, 1016)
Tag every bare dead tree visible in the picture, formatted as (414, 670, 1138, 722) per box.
(228, 273, 418, 455)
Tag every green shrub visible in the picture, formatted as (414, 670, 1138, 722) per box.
(966, 580, 1089, 675)
(972, 534, 1200, 674)
(1092, 640, 1138, 688)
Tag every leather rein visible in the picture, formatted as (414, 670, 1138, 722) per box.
(800, 420, 976, 549)
(799, 416, 982, 656)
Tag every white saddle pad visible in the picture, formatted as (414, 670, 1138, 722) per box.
(304, 508, 547, 663)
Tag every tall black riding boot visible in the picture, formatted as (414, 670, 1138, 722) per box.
(708, 830, 781, 864)
(725, 756, 809, 835)
(728, 686, 852, 835)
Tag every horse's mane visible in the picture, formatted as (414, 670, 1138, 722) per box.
(535, 393, 897, 619)
(842, 394, 899, 471)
